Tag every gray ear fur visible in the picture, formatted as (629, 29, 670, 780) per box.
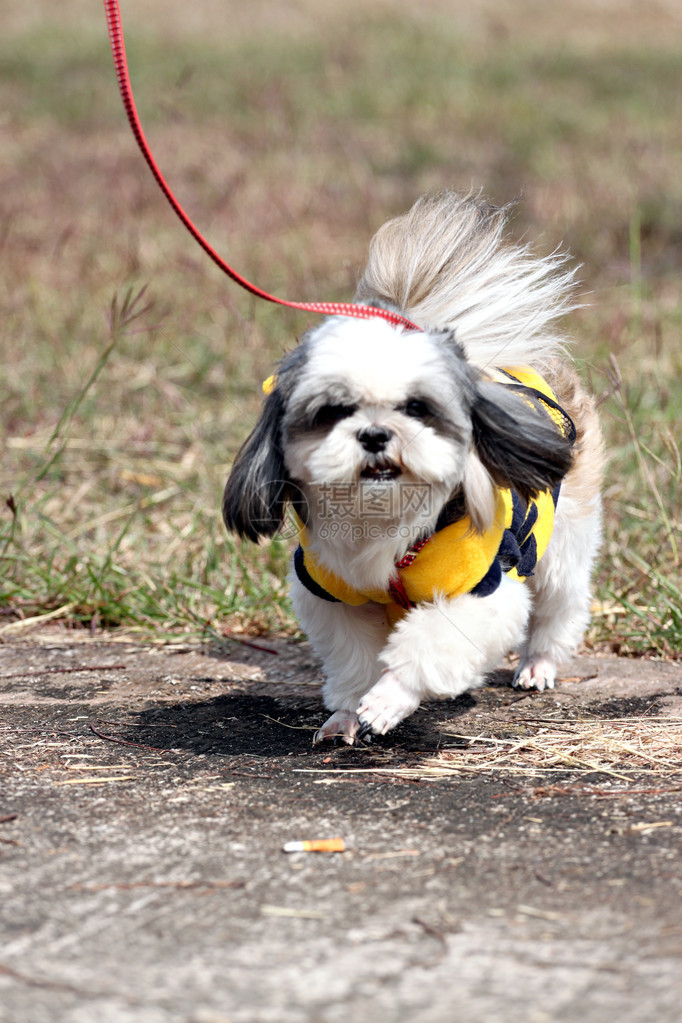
(471, 379, 574, 501)
(222, 387, 294, 542)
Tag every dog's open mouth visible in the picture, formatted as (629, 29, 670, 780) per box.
(361, 461, 401, 481)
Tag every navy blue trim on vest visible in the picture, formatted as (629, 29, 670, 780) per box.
(293, 545, 340, 603)
(470, 557, 503, 597)
(476, 486, 553, 591)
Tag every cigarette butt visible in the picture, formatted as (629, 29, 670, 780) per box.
(283, 838, 346, 853)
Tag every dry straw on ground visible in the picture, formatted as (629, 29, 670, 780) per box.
(432, 718, 682, 780)
(297, 718, 682, 782)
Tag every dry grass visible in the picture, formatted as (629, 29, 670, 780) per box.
(1, 0, 680, 650)
(430, 718, 682, 779)
(296, 718, 682, 782)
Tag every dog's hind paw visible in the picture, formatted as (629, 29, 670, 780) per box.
(513, 657, 556, 691)
(313, 709, 362, 746)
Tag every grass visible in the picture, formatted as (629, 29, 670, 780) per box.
(1, 0, 680, 654)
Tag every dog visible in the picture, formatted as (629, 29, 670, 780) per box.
(223, 191, 604, 744)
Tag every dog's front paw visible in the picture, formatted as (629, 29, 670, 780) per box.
(356, 671, 421, 738)
(313, 709, 362, 746)
(513, 657, 556, 691)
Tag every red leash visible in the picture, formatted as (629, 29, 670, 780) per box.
(103, 0, 419, 332)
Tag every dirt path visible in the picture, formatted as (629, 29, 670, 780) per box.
(1, 629, 681, 1022)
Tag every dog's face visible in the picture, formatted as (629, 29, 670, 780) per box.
(281, 318, 474, 526)
(222, 316, 574, 543)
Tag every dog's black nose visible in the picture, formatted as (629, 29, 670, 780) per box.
(357, 425, 394, 453)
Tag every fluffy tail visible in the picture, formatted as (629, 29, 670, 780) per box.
(354, 191, 578, 369)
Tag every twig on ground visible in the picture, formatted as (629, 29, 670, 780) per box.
(88, 721, 173, 752)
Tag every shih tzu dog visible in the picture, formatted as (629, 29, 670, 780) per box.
(223, 191, 604, 744)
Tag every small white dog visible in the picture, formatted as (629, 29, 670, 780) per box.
(223, 192, 604, 744)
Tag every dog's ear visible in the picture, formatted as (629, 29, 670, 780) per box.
(222, 388, 294, 542)
(462, 448, 497, 534)
(470, 379, 574, 503)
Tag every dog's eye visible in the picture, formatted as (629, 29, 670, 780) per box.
(403, 398, 431, 420)
(310, 404, 357, 429)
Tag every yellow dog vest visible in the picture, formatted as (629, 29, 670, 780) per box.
(292, 366, 574, 623)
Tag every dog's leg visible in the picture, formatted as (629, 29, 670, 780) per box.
(356, 575, 531, 737)
(290, 571, 390, 744)
(514, 494, 602, 690)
